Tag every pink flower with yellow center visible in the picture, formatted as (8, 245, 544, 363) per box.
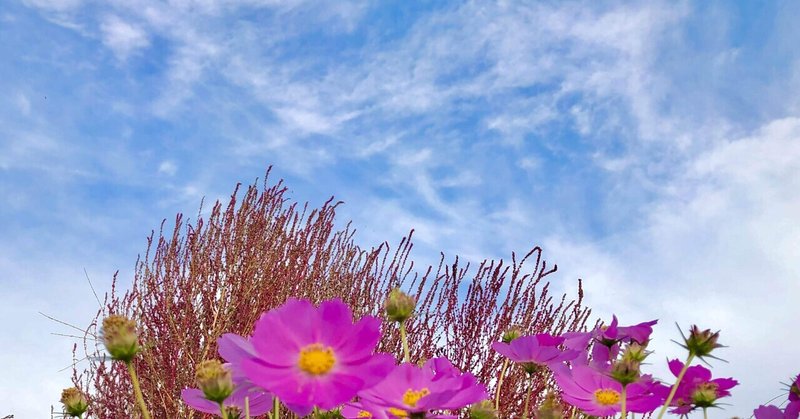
(358, 357, 487, 418)
(241, 299, 395, 416)
(554, 364, 664, 416)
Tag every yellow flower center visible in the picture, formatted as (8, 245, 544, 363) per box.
(402, 388, 430, 408)
(297, 343, 336, 375)
(386, 388, 430, 417)
(594, 388, 621, 406)
(357, 411, 373, 417)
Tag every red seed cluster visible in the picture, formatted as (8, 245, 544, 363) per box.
(72, 170, 591, 418)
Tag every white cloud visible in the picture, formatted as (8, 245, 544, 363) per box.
(545, 117, 800, 417)
(100, 15, 150, 60)
(158, 160, 178, 176)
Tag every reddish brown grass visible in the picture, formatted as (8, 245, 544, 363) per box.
(73, 170, 591, 418)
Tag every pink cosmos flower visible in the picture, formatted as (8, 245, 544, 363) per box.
(655, 359, 738, 414)
(491, 333, 579, 371)
(241, 299, 395, 416)
(754, 402, 800, 419)
(554, 364, 664, 416)
(182, 334, 273, 416)
(182, 384, 273, 416)
(791, 374, 800, 402)
(358, 357, 488, 418)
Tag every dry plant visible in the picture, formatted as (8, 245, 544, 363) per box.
(72, 170, 592, 418)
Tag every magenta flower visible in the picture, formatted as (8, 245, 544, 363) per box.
(754, 403, 800, 419)
(655, 359, 738, 414)
(492, 333, 579, 371)
(182, 334, 273, 416)
(182, 384, 273, 416)
(241, 298, 395, 415)
(791, 374, 800, 402)
(554, 364, 664, 416)
(358, 357, 488, 418)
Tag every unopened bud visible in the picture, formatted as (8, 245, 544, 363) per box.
(691, 382, 720, 407)
(685, 326, 722, 358)
(385, 288, 416, 323)
(468, 400, 497, 419)
(622, 342, 650, 363)
(610, 358, 641, 386)
(501, 325, 523, 343)
(535, 392, 563, 419)
(195, 360, 234, 403)
(223, 406, 243, 419)
(101, 315, 141, 363)
(60, 387, 89, 417)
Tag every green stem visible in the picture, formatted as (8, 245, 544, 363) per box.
(620, 385, 627, 419)
(704, 408, 709, 419)
(399, 322, 411, 363)
(219, 401, 227, 418)
(273, 396, 280, 419)
(494, 358, 510, 410)
(245, 396, 250, 419)
(522, 377, 534, 419)
(656, 353, 695, 419)
(126, 361, 152, 419)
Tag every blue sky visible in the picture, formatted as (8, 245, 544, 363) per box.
(2, 1, 799, 417)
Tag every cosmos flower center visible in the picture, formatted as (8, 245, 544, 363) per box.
(297, 343, 336, 375)
(357, 411, 373, 417)
(594, 388, 620, 406)
(402, 388, 430, 408)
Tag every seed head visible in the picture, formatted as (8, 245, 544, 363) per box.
(385, 288, 416, 323)
(195, 359, 234, 403)
(60, 387, 89, 417)
(101, 315, 140, 363)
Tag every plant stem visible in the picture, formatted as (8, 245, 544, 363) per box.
(494, 358, 510, 410)
(522, 377, 534, 419)
(272, 396, 280, 419)
(399, 322, 411, 363)
(219, 401, 227, 418)
(704, 408, 709, 419)
(245, 396, 250, 419)
(620, 385, 627, 419)
(656, 353, 695, 419)
(126, 361, 152, 419)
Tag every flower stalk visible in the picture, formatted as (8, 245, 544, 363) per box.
(656, 353, 695, 419)
(126, 361, 152, 419)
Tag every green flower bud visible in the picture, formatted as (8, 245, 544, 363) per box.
(684, 325, 722, 358)
(691, 382, 720, 407)
(535, 392, 564, 419)
(385, 288, 416, 323)
(610, 358, 641, 386)
(195, 360, 234, 403)
(501, 325, 523, 343)
(469, 400, 498, 419)
(621, 342, 650, 363)
(313, 408, 344, 418)
(60, 387, 89, 417)
(101, 315, 141, 363)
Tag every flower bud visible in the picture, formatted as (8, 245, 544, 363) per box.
(223, 406, 243, 419)
(501, 325, 523, 343)
(621, 342, 650, 363)
(468, 400, 497, 419)
(385, 288, 416, 323)
(195, 360, 234, 403)
(535, 392, 564, 419)
(684, 326, 722, 358)
(610, 358, 641, 386)
(60, 387, 89, 417)
(101, 315, 141, 363)
(691, 382, 720, 407)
